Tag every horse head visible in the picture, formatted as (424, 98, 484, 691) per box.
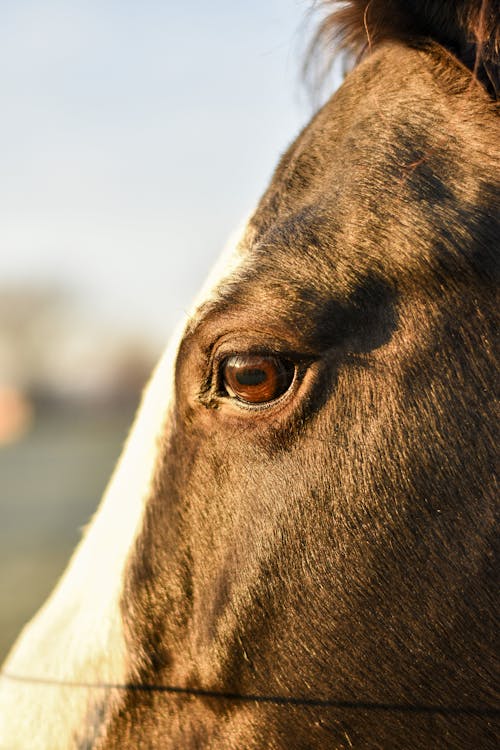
(1, 2, 498, 747)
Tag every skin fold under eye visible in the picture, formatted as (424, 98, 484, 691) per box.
(222, 354, 295, 405)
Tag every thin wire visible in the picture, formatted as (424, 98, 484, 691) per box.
(2, 672, 498, 717)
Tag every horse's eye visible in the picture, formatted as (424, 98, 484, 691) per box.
(222, 354, 295, 405)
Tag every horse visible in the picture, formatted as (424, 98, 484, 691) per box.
(1, 1, 498, 747)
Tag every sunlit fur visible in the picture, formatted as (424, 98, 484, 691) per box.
(0, 224, 252, 749)
(0, 338, 179, 749)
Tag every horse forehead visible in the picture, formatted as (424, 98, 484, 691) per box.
(254, 44, 490, 221)
(241, 52, 497, 305)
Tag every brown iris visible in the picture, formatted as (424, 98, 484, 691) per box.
(222, 354, 295, 405)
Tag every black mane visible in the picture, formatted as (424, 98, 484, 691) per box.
(308, 0, 500, 98)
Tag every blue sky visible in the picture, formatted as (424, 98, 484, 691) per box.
(0, 1, 334, 343)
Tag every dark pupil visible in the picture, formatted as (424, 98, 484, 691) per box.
(235, 368, 267, 386)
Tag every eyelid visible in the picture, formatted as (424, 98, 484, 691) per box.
(211, 339, 311, 369)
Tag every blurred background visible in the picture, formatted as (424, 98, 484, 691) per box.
(0, 0, 334, 660)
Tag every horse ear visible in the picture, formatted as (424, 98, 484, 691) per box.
(308, 0, 499, 97)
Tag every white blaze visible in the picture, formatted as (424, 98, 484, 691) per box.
(0, 221, 251, 749)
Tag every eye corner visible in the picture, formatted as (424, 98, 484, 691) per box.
(196, 375, 221, 410)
